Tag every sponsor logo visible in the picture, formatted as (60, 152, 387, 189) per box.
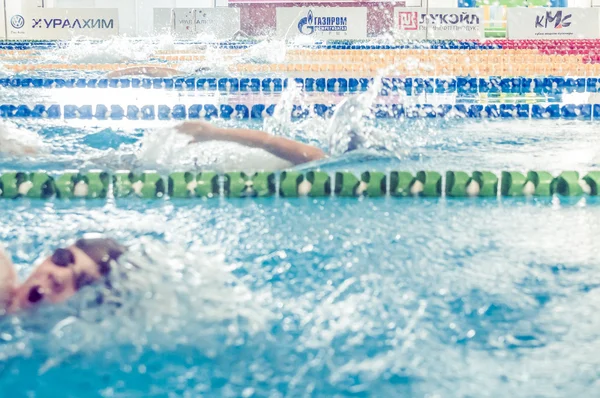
(177, 11, 229, 31)
(196, 11, 220, 27)
(31, 18, 114, 29)
(10, 15, 25, 30)
(297, 10, 347, 35)
(397, 11, 480, 31)
(177, 18, 194, 31)
(535, 10, 571, 29)
(398, 12, 418, 30)
(176, 10, 194, 31)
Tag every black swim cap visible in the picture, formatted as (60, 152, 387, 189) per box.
(345, 130, 363, 153)
(75, 237, 126, 276)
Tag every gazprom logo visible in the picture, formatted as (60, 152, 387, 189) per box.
(10, 15, 25, 30)
(297, 10, 347, 35)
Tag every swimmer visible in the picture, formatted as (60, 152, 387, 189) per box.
(0, 237, 126, 313)
(175, 121, 326, 166)
(1, 120, 327, 168)
(107, 65, 210, 78)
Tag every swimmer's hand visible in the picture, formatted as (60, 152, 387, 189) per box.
(175, 121, 325, 165)
(0, 246, 17, 312)
(176, 121, 221, 143)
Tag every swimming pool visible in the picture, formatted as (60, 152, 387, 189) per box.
(2, 40, 600, 397)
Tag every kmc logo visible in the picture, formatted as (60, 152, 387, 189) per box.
(535, 10, 572, 29)
(11, 15, 25, 30)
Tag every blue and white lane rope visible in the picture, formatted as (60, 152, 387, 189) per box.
(0, 103, 598, 120)
(0, 76, 597, 95)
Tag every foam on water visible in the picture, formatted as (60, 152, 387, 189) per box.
(2, 197, 600, 396)
(0, 233, 273, 376)
(133, 125, 294, 171)
(4, 37, 600, 397)
(41, 37, 157, 64)
(240, 39, 287, 64)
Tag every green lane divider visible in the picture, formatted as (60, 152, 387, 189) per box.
(280, 171, 303, 197)
(472, 171, 498, 197)
(583, 172, 600, 195)
(501, 171, 527, 196)
(113, 171, 166, 198)
(417, 171, 442, 197)
(553, 171, 582, 196)
(526, 171, 554, 196)
(361, 171, 387, 197)
(224, 172, 276, 197)
(1, 170, 600, 199)
(55, 171, 109, 199)
(306, 171, 331, 197)
(389, 171, 417, 197)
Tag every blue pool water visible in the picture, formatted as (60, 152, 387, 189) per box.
(2, 36, 600, 395)
(2, 113, 600, 397)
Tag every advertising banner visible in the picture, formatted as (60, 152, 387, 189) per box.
(0, 3, 5, 40)
(507, 7, 600, 40)
(393, 8, 484, 40)
(178, 8, 240, 38)
(6, 0, 28, 39)
(276, 7, 368, 40)
(154, 8, 240, 39)
(153, 8, 172, 34)
(7, 8, 119, 40)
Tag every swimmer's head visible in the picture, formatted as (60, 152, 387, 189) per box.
(8, 237, 126, 312)
(344, 130, 364, 153)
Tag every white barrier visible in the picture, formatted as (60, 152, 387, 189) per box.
(276, 7, 368, 40)
(7, 8, 119, 40)
(393, 8, 483, 40)
(154, 8, 240, 39)
(507, 7, 600, 39)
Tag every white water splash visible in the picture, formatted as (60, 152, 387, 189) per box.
(134, 125, 293, 171)
(262, 82, 305, 137)
(42, 37, 156, 64)
(241, 39, 287, 64)
(0, 64, 12, 78)
(23, 237, 274, 373)
(134, 126, 197, 168)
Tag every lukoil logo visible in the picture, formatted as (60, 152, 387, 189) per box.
(10, 15, 25, 30)
(535, 10, 571, 29)
(297, 10, 347, 35)
(31, 18, 115, 29)
(398, 12, 418, 30)
(398, 11, 480, 31)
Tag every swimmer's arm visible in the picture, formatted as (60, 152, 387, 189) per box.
(0, 247, 17, 312)
(107, 66, 180, 78)
(0, 136, 37, 155)
(177, 122, 326, 165)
